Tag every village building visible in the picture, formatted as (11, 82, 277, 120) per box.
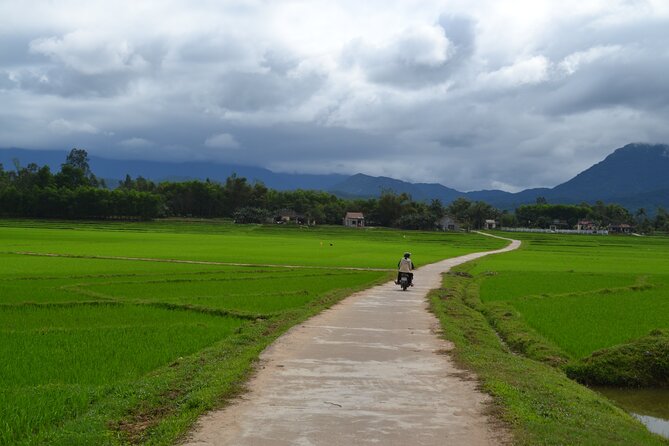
(549, 219, 569, 231)
(274, 209, 308, 225)
(609, 223, 634, 234)
(484, 219, 497, 230)
(576, 220, 597, 231)
(437, 215, 460, 231)
(343, 212, 365, 227)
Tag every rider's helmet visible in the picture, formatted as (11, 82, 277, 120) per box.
(404, 252, 411, 258)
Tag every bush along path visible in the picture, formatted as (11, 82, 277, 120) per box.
(182, 237, 520, 445)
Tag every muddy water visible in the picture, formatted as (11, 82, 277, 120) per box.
(594, 387, 669, 439)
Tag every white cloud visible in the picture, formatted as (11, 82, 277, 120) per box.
(119, 137, 154, 148)
(47, 118, 98, 135)
(478, 56, 551, 89)
(558, 45, 623, 75)
(204, 133, 240, 149)
(341, 24, 455, 88)
(30, 30, 148, 75)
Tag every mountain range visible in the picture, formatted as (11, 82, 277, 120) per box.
(2, 143, 668, 211)
(0, 149, 347, 191)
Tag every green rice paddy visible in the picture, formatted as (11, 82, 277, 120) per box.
(472, 233, 669, 359)
(0, 219, 505, 445)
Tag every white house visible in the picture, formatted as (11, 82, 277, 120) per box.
(343, 212, 365, 227)
(484, 219, 497, 230)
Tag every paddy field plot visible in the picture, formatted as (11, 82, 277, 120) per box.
(470, 233, 669, 359)
(0, 220, 505, 445)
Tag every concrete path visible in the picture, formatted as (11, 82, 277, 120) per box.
(184, 235, 520, 446)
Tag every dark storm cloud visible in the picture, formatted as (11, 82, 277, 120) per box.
(12, 67, 139, 98)
(543, 51, 669, 116)
(0, 35, 43, 67)
(0, 71, 14, 89)
(2, 1, 669, 191)
(215, 70, 326, 112)
(176, 35, 250, 65)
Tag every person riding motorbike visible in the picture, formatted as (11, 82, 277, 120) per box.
(396, 252, 415, 286)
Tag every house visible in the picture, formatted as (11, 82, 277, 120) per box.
(343, 212, 365, 227)
(576, 220, 597, 231)
(549, 219, 569, 231)
(437, 215, 460, 231)
(609, 223, 634, 234)
(274, 209, 307, 225)
(484, 219, 497, 230)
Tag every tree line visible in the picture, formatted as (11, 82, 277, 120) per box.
(504, 200, 669, 233)
(0, 149, 498, 228)
(0, 149, 161, 219)
(1, 149, 668, 232)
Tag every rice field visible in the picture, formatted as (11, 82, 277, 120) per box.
(0, 219, 505, 445)
(471, 233, 669, 359)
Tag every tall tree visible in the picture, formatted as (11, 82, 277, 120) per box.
(62, 148, 101, 187)
(447, 197, 472, 228)
(374, 191, 409, 227)
(64, 148, 92, 176)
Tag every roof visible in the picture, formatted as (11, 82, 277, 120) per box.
(345, 212, 364, 219)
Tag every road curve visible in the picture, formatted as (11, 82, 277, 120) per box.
(183, 234, 520, 446)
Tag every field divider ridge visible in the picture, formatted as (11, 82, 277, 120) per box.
(6, 251, 394, 272)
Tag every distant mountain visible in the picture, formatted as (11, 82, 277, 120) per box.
(549, 143, 669, 201)
(2, 143, 668, 211)
(0, 148, 346, 191)
(330, 174, 552, 209)
(329, 143, 669, 210)
(329, 173, 464, 202)
(466, 188, 552, 209)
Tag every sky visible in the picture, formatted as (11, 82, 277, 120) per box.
(1, 0, 669, 191)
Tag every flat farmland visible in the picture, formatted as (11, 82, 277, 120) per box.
(0, 220, 506, 445)
(429, 232, 669, 445)
(470, 233, 669, 359)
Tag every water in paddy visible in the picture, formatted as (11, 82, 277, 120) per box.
(594, 387, 669, 439)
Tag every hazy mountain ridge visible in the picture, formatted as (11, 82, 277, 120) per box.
(0, 148, 347, 191)
(549, 143, 669, 200)
(2, 143, 668, 210)
(330, 143, 669, 210)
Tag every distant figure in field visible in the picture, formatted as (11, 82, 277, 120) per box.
(396, 252, 415, 286)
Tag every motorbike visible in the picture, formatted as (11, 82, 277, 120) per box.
(397, 272, 413, 291)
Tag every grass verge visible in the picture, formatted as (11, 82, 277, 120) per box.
(429, 263, 669, 445)
(566, 329, 669, 387)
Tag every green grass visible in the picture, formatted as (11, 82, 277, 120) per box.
(0, 219, 505, 268)
(479, 271, 638, 302)
(0, 304, 244, 386)
(471, 232, 669, 359)
(427, 233, 669, 443)
(511, 287, 669, 358)
(566, 329, 669, 387)
(0, 219, 504, 445)
(79, 270, 385, 314)
(429, 265, 669, 445)
(0, 304, 244, 445)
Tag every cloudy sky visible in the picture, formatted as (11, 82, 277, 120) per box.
(1, 0, 669, 191)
